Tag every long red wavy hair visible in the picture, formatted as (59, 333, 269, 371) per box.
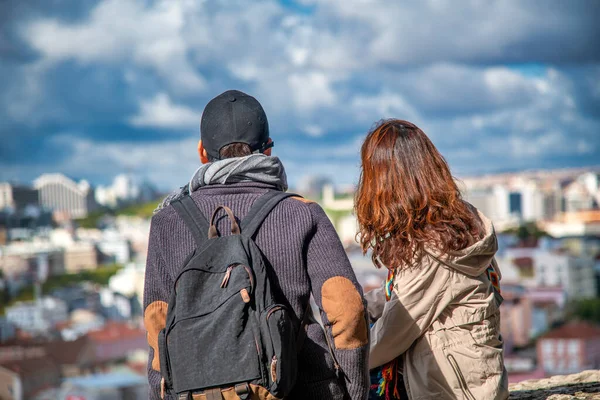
(355, 119, 483, 270)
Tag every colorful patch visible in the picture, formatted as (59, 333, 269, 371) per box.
(486, 265, 501, 294)
(385, 268, 396, 301)
(369, 269, 404, 399)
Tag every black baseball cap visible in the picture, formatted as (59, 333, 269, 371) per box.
(200, 90, 272, 160)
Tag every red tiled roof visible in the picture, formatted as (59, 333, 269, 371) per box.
(0, 356, 58, 376)
(87, 322, 145, 343)
(45, 336, 89, 365)
(540, 322, 600, 340)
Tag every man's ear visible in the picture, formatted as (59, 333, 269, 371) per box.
(198, 140, 210, 164)
(264, 138, 273, 156)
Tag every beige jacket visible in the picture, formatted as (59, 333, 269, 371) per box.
(366, 212, 509, 400)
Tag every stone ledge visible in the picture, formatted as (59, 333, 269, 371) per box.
(510, 370, 600, 399)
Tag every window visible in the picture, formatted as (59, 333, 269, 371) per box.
(556, 340, 566, 354)
(544, 359, 554, 372)
(542, 340, 554, 355)
(568, 340, 579, 355)
(569, 359, 579, 371)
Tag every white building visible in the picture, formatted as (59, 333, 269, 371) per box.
(34, 174, 96, 219)
(0, 241, 65, 280)
(322, 184, 354, 212)
(519, 180, 546, 221)
(95, 174, 150, 208)
(97, 229, 131, 264)
(109, 263, 145, 301)
(5, 297, 69, 333)
(564, 173, 600, 213)
(463, 185, 519, 229)
(497, 246, 597, 300)
(100, 288, 132, 320)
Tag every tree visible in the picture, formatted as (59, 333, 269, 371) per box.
(567, 298, 600, 323)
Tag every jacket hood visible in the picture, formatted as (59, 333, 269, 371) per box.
(425, 210, 498, 277)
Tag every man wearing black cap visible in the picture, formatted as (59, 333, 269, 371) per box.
(144, 90, 369, 399)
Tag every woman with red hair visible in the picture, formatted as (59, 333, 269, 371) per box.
(356, 119, 508, 400)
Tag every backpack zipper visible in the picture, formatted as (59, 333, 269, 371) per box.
(266, 305, 284, 320)
(220, 265, 234, 288)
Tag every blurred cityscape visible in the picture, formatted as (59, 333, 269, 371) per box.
(1, 167, 600, 399)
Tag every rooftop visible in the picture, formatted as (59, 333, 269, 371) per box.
(86, 321, 145, 343)
(540, 322, 600, 340)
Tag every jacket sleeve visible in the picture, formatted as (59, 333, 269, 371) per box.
(305, 203, 369, 400)
(369, 262, 453, 369)
(364, 282, 387, 323)
(143, 214, 173, 400)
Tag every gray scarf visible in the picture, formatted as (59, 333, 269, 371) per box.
(154, 154, 288, 214)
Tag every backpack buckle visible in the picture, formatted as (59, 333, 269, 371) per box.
(234, 383, 251, 400)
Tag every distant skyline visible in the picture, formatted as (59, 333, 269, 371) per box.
(1, 0, 599, 191)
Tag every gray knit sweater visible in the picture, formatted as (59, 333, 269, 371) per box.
(143, 182, 369, 400)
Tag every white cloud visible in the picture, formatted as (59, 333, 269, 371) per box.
(303, 0, 599, 68)
(129, 93, 199, 129)
(24, 0, 206, 93)
(350, 92, 421, 123)
(6, 0, 598, 187)
(48, 134, 200, 189)
(288, 71, 337, 111)
(303, 125, 324, 137)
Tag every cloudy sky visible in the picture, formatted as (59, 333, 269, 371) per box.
(1, 0, 599, 190)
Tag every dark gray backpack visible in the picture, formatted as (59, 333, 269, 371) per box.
(159, 191, 305, 400)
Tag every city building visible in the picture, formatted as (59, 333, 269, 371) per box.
(34, 173, 97, 219)
(96, 229, 131, 264)
(0, 242, 65, 283)
(500, 284, 566, 349)
(50, 285, 101, 314)
(109, 263, 145, 301)
(5, 297, 69, 334)
(0, 319, 16, 343)
(542, 210, 600, 237)
(95, 174, 158, 208)
(321, 184, 354, 212)
(296, 175, 332, 199)
(461, 168, 600, 227)
(44, 336, 95, 378)
(537, 322, 600, 375)
(99, 289, 132, 321)
(85, 322, 147, 365)
(497, 245, 597, 300)
(0, 183, 39, 211)
(49, 229, 99, 273)
(564, 173, 600, 213)
(0, 356, 60, 400)
(114, 216, 151, 262)
(60, 310, 105, 342)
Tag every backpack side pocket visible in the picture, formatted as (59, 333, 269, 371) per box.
(158, 328, 173, 392)
(261, 304, 298, 398)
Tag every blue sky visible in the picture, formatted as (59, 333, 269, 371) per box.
(1, 0, 599, 190)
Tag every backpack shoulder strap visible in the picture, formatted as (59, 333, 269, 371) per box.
(240, 191, 300, 238)
(170, 195, 210, 247)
